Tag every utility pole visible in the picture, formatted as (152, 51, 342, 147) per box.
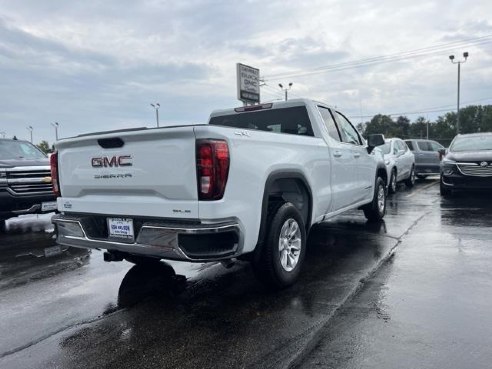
(150, 103, 160, 127)
(278, 83, 293, 101)
(51, 122, 59, 141)
(27, 126, 33, 143)
(449, 52, 469, 134)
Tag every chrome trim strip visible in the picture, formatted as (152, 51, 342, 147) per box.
(5, 166, 51, 172)
(53, 215, 242, 262)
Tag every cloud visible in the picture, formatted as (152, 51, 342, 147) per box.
(0, 0, 491, 143)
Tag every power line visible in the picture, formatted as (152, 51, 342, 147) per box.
(347, 96, 492, 119)
(262, 35, 492, 81)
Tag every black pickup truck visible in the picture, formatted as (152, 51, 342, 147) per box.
(0, 139, 57, 233)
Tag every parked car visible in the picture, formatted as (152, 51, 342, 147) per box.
(0, 139, 57, 233)
(440, 132, 492, 196)
(378, 138, 416, 193)
(52, 99, 388, 288)
(404, 139, 445, 178)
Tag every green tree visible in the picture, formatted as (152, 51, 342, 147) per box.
(37, 140, 52, 154)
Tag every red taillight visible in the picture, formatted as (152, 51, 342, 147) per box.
(196, 140, 229, 200)
(50, 151, 60, 197)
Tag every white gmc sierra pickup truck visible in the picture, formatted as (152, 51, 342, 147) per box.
(52, 99, 387, 288)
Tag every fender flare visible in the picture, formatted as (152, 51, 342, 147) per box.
(255, 170, 313, 250)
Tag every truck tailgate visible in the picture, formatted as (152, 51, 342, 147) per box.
(56, 127, 199, 219)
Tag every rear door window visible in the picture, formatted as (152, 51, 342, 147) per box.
(405, 141, 415, 151)
(317, 106, 341, 141)
(209, 106, 314, 137)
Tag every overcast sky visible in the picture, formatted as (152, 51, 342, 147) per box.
(1, 0, 491, 144)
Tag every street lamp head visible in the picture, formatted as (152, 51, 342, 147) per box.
(463, 51, 469, 59)
(449, 55, 455, 61)
(278, 83, 283, 89)
(288, 82, 293, 87)
(156, 103, 160, 108)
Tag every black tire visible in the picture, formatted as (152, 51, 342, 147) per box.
(416, 174, 427, 180)
(0, 219, 6, 234)
(388, 169, 397, 194)
(363, 177, 386, 222)
(440, 178, 452, 197)
(124, 254, 162, 265)
(405, 166, 416, 188)
(253, 202, 306, 289)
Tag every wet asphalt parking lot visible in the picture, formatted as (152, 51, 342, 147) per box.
(1, 178, 491, 369)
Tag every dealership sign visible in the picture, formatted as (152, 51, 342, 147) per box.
(237, 63, 260, 104)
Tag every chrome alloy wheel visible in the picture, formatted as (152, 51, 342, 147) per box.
(278, 218, 302, 272)
(377, 184, 385, 213)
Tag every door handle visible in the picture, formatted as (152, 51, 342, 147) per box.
(353, 152, 361, 158)
(333, 150, 342, 158)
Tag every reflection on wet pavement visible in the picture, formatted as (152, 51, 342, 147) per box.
(5, 179, 492, 369)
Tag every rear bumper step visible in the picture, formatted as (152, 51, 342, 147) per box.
(52, 214, 242, 262)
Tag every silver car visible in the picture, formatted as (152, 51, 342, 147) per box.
(379, 138, 416, 193)
(405, 139, 444, 179)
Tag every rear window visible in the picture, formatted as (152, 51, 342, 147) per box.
(405, 140, 415, 151)
(209, 106, 314, 137)
(0, 140, 46, 160)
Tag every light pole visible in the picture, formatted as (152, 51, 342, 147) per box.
(449, 52, 469, 134)
(51, 122, 59, 141)
(278, 82, 293, 101)
(150, 103, 160, 127)
(27, 126, 33, 143)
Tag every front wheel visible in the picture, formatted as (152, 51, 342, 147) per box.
(253, 202, 306, 289)
(363, 177, 387, 222)
(405, 166, 416, 188)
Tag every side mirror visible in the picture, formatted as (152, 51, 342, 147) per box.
(367, 134, 385, 153)
(438, 148, 446, 160)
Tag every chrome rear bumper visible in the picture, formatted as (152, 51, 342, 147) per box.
(52, 214, 242, 262)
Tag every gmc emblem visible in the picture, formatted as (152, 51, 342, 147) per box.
(91, 155, 132, 167)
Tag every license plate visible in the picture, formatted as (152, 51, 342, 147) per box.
(108, 218, 134, 240)
(41, 201, 57, 212)
(44, 245, 62, 257)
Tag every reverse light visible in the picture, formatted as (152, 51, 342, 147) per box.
(50, 151, 61, 197)
(196, 140, 230, 200)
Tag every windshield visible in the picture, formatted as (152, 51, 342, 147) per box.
(450, 135, 492, 152)
(379, 142, 391, 155)
(0, 140, 46, 160)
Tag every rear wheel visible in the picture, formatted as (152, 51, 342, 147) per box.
(253, 202, 306, 289)
(405, 166, 416, 188)
(363, 177, 386, 222)
(388, 169, 397, 194)
(416, 174, 427, 180)
(0, 219, 6, 234)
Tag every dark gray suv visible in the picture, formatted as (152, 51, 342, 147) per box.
(404, 139, 444, 178)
